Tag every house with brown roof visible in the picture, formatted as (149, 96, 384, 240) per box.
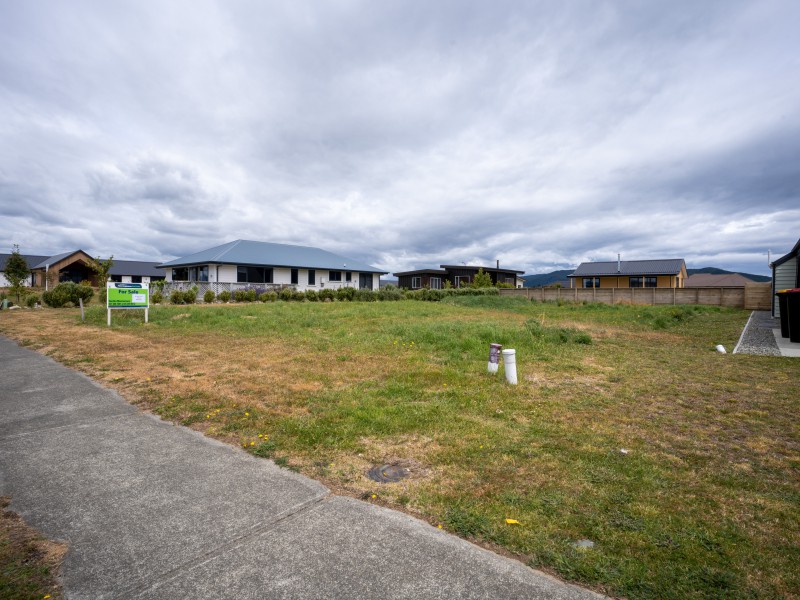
(568, 258, 687, 289)
(684, 273, 755, 287)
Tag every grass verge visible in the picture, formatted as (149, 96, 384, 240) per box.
(0, 498, 65, 600)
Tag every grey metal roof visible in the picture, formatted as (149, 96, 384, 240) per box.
(25, 251, 163, 277)
(158, 240, 388, 274)
(569, 259, 686, 277)
(31, 250, 80, 269)
(0, 254, 51, 272)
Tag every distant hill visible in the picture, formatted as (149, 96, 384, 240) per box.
(522, 267, 770, 287)
(686, 267, 770, 283)
(520, 270, 574, 288)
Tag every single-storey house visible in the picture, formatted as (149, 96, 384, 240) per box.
(0, 253, 50, 287)
(684, 273, 756, 287)
(158, 240, 387, 291)
(393, 264, 525, 289)
(771, 238, 800, 317)
(568, 258, 687, 289)
(26, 250, 165, 289)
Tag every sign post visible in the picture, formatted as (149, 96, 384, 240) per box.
(107, 282, 149, 326)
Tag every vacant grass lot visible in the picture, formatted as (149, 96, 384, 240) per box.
(1, 298, 798, 599)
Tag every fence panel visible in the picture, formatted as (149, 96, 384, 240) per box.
(501, 286, 752, 309)
(744, 282, 771, 310)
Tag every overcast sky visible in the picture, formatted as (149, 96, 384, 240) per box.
(2, 1, 798, 276)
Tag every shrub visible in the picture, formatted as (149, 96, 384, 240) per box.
(355, 288, 376, 302)
(219, 290, 231, 302)
(279, 287, 294, 302)
(319, 288, 335, 302)
(170, 290, 185, 304)
(336, 287, 355, 302)
(245, 289, 257, 302)
(292, 290, 306, 302)
(42, 282, 94, 308)
(203, 290, 215, 303)
(151, 291, 164, 304)
(26, 294, 39, 308)
(378, 284, 403, 301)
(233, 290, 247, 302)
(183, 289, 197, 304)
(305, 289, 318, 302)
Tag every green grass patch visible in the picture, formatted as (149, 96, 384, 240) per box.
(4, 299, 799, 598)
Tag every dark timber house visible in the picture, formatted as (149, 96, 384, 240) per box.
(393, 265, 525, 289)
(771, 238, 800, 317)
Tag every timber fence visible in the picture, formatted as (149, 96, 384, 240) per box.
(500, 282, 771, 311)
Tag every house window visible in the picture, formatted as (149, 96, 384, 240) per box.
(644, 276, 658, 288)
(329, 270, 342, 282)
(455, 276, 470, 288)
(629, 277, 643, 288)
(346, 271, 352, 282)
(172, 267, 188, 281)
(291, 269, 299, 285)
(131, 276, 142, 284)
(110, 275, 122, 283)
(583, 277, 600, 288)
(237, 266, 272, 283)
(187, 266, 209, 282)
(430, 277, 441, 289)
(308, 269, 316, 285)
(411, 276, 422, 289)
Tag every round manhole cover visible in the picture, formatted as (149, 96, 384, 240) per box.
(367, 463, 410, 483)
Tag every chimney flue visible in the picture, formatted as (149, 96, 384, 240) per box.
(617, 253, 621, 273)
(496, 259, 500, 269)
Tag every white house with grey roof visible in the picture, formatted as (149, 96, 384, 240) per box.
(568, 258, 687, 289)
(158, 240, 387, 291)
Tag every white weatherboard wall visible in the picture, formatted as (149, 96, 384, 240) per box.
(171, 263, 379, 291)
(774, 256, 797, 317)
(0, 273, 35, 287)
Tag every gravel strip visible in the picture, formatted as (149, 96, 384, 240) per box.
(734, 311, 781, 356)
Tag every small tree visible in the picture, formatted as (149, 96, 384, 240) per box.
(471, 268, 493, 288)
(5, 245, 30, 304)
(88, 255, 114, 303)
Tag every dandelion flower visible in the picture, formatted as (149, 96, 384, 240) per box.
(250, 441, 255, 446)
(245, 412, 250, 417)
(371, 494, 377, 499)
(258, 434, 263, 438)
(437, 524, 442, 529)
(505, 518, 522, 525)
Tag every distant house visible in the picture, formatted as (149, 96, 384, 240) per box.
(568, 259, 687, 289)
(0, 253, 50, 287)
(158, 240, 387, 291)
(393, 265, 525, 289)
(771, 238, 800, 317)
(26, 250, 165, 289)
(685, 273, 755, 287)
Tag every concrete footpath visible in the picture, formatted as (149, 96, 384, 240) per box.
(0, 336, 604, 599)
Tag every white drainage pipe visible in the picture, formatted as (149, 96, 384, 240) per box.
(488, 343, 502, 374)
(502, 349, 518, 385)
